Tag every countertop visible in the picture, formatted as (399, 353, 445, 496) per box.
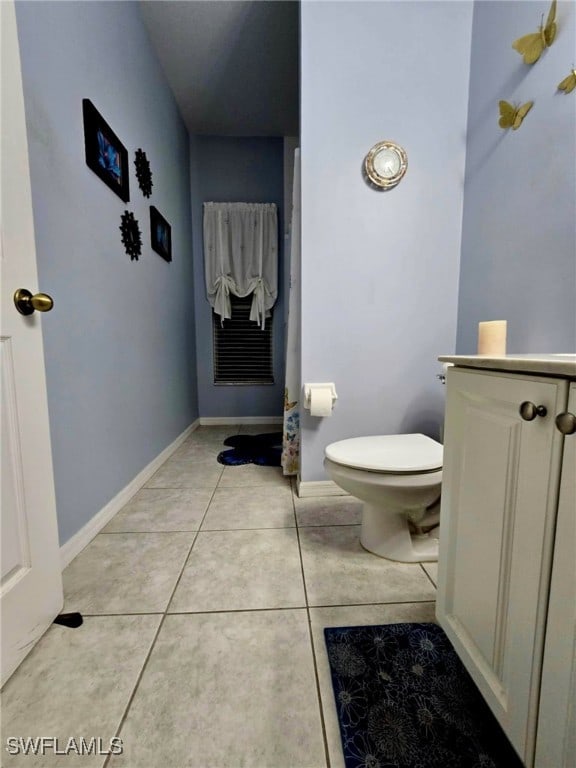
(438, 353, 576, 377)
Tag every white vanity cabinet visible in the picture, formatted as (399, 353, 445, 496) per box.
(436, 356, 576, 768)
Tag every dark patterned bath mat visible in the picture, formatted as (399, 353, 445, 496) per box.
(324, 622, 523, 768)
(217, 432, 283, 466)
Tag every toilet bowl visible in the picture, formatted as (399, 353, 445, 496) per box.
(324, 433, 442, 563)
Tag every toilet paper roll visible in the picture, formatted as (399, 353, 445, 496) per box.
(477, 320, 507, 355)
(309, 386, 334, 417)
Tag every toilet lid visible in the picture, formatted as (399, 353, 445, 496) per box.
(325, 433, 443, 473)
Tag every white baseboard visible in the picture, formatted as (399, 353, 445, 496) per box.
(60, 419, 200, 569)
(296, 479, 349, 498)
(199, 416, 283, 426)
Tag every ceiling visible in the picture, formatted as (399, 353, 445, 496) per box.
(140, 1, 299, 137)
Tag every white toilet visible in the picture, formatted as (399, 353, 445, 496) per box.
(324, 433, 442, 563)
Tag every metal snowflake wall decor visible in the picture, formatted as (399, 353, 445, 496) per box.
(120, 211, 142, 260)
(134, 148, 153, 198)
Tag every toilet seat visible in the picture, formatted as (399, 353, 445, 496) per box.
(325, 433, 443, 474)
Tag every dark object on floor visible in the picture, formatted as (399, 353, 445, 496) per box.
(324, 622, 523, 768)
(53, 612, 83, 628)
(217, 432, 283, 466)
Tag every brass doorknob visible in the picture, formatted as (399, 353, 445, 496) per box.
(13, 288, 54, 316)
(555, 412, 576, 435)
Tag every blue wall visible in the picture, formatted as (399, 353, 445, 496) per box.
(457, 0, 576, 354)
(299, 1, 473, 482)
(190, 135, 285, 418)
(16, 1, 198, 545)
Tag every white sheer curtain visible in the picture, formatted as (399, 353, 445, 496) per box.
(203, 202, 278, 329)
(281, 150, 300, 476)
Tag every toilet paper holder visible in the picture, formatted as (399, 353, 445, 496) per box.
(303, 383, 338, 411)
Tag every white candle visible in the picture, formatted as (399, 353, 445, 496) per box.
(477, 320, 507, 355)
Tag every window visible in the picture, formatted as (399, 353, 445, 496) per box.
(212, 295, 274, 385)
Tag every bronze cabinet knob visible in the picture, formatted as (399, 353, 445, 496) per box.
(519, 401, 547, 421)
(555, 412, 576, 435)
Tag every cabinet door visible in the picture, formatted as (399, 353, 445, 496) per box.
(436, 368, 568, 766)
(535, 382, 576, 768)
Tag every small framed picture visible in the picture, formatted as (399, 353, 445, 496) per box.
(82, 99, 129, 202)
(150, 206, 172, 262)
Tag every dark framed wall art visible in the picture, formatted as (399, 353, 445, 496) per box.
(82, 99, 130, 202)
(150, 206, 172, 262)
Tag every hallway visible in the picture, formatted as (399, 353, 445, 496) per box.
(2, 426, 437, 768)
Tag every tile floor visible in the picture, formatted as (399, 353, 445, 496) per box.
(1, 425, 439, 768)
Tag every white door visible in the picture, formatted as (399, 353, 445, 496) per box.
(1, 0, 63, 686)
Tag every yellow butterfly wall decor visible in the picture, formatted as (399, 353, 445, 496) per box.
(498, 100, 534, 130)
(512, 0, 557, 64)
(558, 69, 576, 93)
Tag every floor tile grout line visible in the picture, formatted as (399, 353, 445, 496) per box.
(303, 607, 334, 768)
(148, 425, 232, 488)
(102, 563, 197, 765)
(142, 485, 223, 490)
(420, 562, 438, 589)
(165, 605, 308, 615)
(78, 612, 166, 617)
(145, 483, 291, 490)
(100, 525, 298, 535)
(104, 523, 366, 535)
(161, 477, 223, 615)
(214, 458, 226, 489)
(311, 598, 437, 609)
(74, 599, 439, 619)
(292, 484, 332, 768)
(102, 614, 166, 768)
(296, 522, 360, 529)
(103, 475, 224, 765)
(100, 530, 204, 535)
